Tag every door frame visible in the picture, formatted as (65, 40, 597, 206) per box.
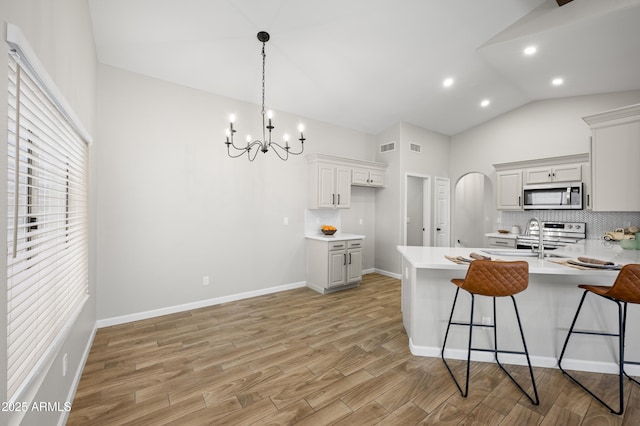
(403, 173, 431, 246)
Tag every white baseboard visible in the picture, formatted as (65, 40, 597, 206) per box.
(374, 268, 401, 279)
(96, 281, 307, 328)
(408, 338, 640, 376)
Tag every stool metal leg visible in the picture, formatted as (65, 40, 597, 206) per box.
(622, 303, 640, 386)
(442, 291, 539, 405)
(558, 291, 633, 415)
(492, 295, 539, 405)
(441, 287, 473, 397)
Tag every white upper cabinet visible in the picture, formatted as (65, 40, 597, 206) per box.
(307, 154, 387, 209)
(496, 169, 523, 210)
(583, 103, 640, 212)
(314, 163, 351, 209)
(524, 163, 582, 184)
(352, 167, 385, 187)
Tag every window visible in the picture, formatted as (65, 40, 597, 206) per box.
(6, 27, 90, 402)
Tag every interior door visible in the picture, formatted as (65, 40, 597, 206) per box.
(422, 178, 431, 246)
(434, 177, 451, 247)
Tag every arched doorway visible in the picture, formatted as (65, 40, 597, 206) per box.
(454, 172, 494, 248)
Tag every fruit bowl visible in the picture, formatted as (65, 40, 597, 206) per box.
(321, 225, 337, 235)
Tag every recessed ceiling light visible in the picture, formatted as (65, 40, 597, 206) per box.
(480, 99, 491, 108)
(523, 46, 537, 55)
(443, 78, 454, 88)
(552, 77, 564, 86)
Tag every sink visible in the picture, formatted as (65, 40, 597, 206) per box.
(481, 249, 569, 259)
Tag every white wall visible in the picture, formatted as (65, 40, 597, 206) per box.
(450, 91, 640, 184)
(0, 1, 97, 425)
(95, 64, 378, 320)
(374, 122, 450, 275)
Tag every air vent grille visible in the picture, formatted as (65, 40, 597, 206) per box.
(380, 142, 396, 153)
(410, 143, 422, 153)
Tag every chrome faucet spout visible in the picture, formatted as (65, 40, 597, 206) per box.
(532, 217, 544, 259)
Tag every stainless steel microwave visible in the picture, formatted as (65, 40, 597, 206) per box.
(523, 182, 583, 210)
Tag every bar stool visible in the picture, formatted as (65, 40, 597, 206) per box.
(558, 263, 640, 415)
(441, 260, 539, 405)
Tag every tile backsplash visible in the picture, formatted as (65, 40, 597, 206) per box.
(500, 210, 640, 239)
(305, 209, 341, 235)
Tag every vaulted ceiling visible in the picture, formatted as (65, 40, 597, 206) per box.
(88, 0, 640, 135)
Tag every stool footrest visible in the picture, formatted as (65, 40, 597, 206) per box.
(571, 329, 619, 338)
(450, 321, 495, 328)
(470, 347, 528, 356)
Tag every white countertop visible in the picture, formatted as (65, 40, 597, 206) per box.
(305, 232, 365, 242)
(397, 239, 640, 276)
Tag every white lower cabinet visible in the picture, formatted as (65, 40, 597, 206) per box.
(306, 238, 363, 294)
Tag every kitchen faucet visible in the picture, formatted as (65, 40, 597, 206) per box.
(530, 217, 544, 259)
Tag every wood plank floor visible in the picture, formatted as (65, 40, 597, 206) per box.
(69, 273, 640, 425)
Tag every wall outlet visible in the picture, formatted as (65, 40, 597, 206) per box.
(283, 217, 289, 225)
(203, 276, 210, 286)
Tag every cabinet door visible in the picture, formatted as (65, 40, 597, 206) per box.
(347, 249, 362, 283)
(496, 170, 523, 210)
(525, 167, 552, 184)
(351, 168, 369, 186)
(368, 170, 384, 187)
(317, 165, 337, 208)
(552, 164, 581, 182)
(592, 122, 640, 211)
(335, 167, 351, 208)
(328, 250, 347, 287)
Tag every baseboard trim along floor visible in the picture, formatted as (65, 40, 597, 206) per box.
(96, 280, 307, 328)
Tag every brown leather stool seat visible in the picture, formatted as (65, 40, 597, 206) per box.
(558, 263, 640, 415)
(441, 260, 539, 405)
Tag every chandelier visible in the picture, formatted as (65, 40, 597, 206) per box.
(225, 31, 306, 161)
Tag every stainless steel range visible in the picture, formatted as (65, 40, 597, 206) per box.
(517, 220, 586, 249)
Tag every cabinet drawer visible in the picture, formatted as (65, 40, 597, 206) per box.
(348, 239, 363, 249)
(329, 241, 348, 251)
(487, 237, 516, 248)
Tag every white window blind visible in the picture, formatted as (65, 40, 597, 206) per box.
(6, 50, 89, 401)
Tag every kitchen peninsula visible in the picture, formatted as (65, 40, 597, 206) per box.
(397, 241, 640, 375)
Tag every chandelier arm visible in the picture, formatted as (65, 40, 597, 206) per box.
(270, 144, 289, 161)
(269, 141, 304, 156)
(226, 146, 250, 159)
(247, 146, 260, 162)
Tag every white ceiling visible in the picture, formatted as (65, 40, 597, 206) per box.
(88, 0, 640, 136)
